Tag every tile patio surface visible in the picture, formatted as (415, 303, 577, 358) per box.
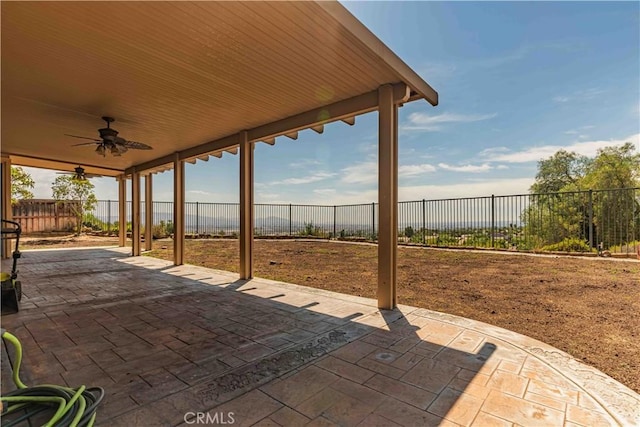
(1, 247, 638, 426)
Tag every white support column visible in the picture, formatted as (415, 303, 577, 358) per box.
(377, 84, 398, 310)
(173, 153, 185, 265)
(118, 176, 127, 247)
(131, 169, 141, 256)
(1, 157, 12, 259)
(144, 174, 153, 251)
(239, 131, 254, 279)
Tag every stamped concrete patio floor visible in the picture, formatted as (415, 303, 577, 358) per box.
(1, 247, 638, 427)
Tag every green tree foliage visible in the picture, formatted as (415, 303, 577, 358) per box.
(51, 176, 98, 235)
(524, 142, 640, 250)
(10, 166, 35, 204)
(530, 150, 590, 194)
(581, 143, 640, 189)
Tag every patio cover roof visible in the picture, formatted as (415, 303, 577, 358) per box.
(1, 1, 437, 176)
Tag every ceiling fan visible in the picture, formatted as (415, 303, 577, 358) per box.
(66, 116, 152, 157)
(56, 166, 100, 181)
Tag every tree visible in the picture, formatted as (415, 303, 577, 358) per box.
(524, 142, 640, 250)
(11, 166, 35, 205)
(581, 143, 640, 248)
(581, 143, 640, 190)
(51, 176, 97, 235)
(529, 150, 590, 194)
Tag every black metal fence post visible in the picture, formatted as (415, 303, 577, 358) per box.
(107, 200, 111, 233)
(588, 190, 594, 249)
(422, 199, 426, 245)
(372, 202, 375, 240)
(289, 204, 292, 236)
(195, 201, 199, 235)
(333, 205, 337, 238)
(491, 194, 496, 248)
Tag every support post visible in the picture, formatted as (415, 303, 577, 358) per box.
(1, 157, 12, 259)
(117, 176, 126, 247)
(377, 84, 398, 310)
(173, 153, 185, 265)
(131, 169, 141, 256)
(107, 200, 111, 233)
(145, 175, 153, 251)
(239, 131, 254, 279)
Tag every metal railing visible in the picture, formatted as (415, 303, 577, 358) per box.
(75, 187, 640, 254)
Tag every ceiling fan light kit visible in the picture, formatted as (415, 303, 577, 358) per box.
(66, 116, 153, 157)
(55, 166, 100, 181)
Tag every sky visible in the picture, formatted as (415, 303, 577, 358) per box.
(25, 1, 640, 205)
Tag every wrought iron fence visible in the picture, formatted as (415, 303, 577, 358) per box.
(78, 187, 640, 254)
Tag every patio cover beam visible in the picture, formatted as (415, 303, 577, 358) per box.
(239, 131, 254, 280)
(145, 175, 153, 251)
(131, 169, 141, 256)
(125, 84, 410, 176)
(173, 154, 185, 265)
(118, 176, 126, 247)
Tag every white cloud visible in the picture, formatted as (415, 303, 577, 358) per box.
(255, 193, 282, 203)
(289, 159, 321, 169)
(399, 164, 437, 177)
(341, 161, 436, 184)
(269, 171, 335, 185)
(402, 112, 496, 132)
(419, 62, 458, 82)
(438, 163, 493, 173)
(481, 134, 640, 164)
(399, 178, 535, 201)
(564, 125, 595, 135)
(187, 190, 211, 196)
(341, 162, 377, 185)
(313, 189, 337, 196)
(552, 88, 604, 104)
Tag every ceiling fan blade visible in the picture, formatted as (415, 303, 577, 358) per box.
(121, 140, 153, 150)
(65, 134, 101, 141)
(72, 142, 100, 146)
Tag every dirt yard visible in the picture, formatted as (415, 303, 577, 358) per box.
(21, 233, 120, 249)
(22, 236, 640, 392)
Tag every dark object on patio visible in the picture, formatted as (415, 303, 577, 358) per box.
(1, 329, 105, 426)
(1, 219, 23, 314)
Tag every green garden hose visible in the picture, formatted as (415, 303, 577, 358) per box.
(1, 329, 104, 427)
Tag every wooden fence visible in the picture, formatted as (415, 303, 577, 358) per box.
(12, 199, 79, 233)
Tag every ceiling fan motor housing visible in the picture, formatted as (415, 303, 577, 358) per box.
(98, 127, 118, 142)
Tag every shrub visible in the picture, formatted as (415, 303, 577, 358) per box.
(540, 238, 593, 252)
(152, 220, 174, 239)
(404, 226, 415, 238)
(300, 221, 322, 237)
(609, 240, 640, 254)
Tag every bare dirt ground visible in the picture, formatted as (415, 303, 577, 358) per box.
(22, 236, 640, 392)
(21, 233, 120, 249)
